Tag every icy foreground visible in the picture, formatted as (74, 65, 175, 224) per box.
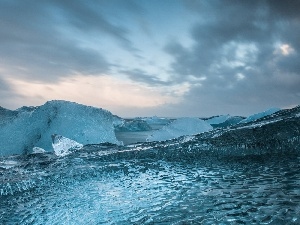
(147, 117, 213, 142)
(0, 106, 300, 224)
(0, 100, 121, 156)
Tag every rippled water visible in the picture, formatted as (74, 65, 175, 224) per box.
(1, 146, 300, 224)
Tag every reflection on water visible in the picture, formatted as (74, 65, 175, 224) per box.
(1, 148, 300, 224)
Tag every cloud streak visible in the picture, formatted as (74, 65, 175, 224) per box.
(4, 74, 182, 114)
(0, 0, 138, 82)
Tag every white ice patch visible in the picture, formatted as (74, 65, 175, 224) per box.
(0, 160, 19, 169)
(32, 147, 46, 154)
(182, 135, 195, 143)
(52, 134, 83, 157)
(147, 118, 213, 142)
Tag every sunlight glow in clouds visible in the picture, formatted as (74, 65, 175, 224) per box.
(279, 44, 294, 56)
(274, 43, 295, 56)
(5, 75, 188, 112)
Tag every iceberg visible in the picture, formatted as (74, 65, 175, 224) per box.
(0, 106, 18, 122)
(239, 107, 280, 124)
(52, 134, 83, 157)
(0, 100, 122, 156)
(205, 114, 231, 125)
(147, 117, 213, 142)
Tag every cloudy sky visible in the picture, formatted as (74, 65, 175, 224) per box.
(0, 0, 299, 117)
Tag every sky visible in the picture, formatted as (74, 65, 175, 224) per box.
(0, 0, 299, 117)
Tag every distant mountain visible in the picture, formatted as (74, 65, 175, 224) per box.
(115, 119, 152, 132)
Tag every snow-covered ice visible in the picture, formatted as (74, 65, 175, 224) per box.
(32, 147, 46, 154)
(0, 100, 122, 156)
(147, 117, 213, 142)
(239, 108, 280, 123)
(52, 134, 83, 157)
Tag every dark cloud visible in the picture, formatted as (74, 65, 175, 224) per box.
(267, 0, 300, 19)
(50, 0, 139, 52)
(163, 0, 300, 114)
(0, 0, 139, 82)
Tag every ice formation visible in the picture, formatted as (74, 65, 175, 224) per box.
(52, 134, 83, 157)
(1, 105, 300, 224)
(205, 114, 231, 125)
(239, 107, 280, 123)
(0, 106, 18, 122)
(0, 100, 122, 156)
(147, 117, 213, 142)
(32, 147, 46, 154)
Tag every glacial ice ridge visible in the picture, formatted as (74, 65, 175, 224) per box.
(147, 117, 213, 142)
